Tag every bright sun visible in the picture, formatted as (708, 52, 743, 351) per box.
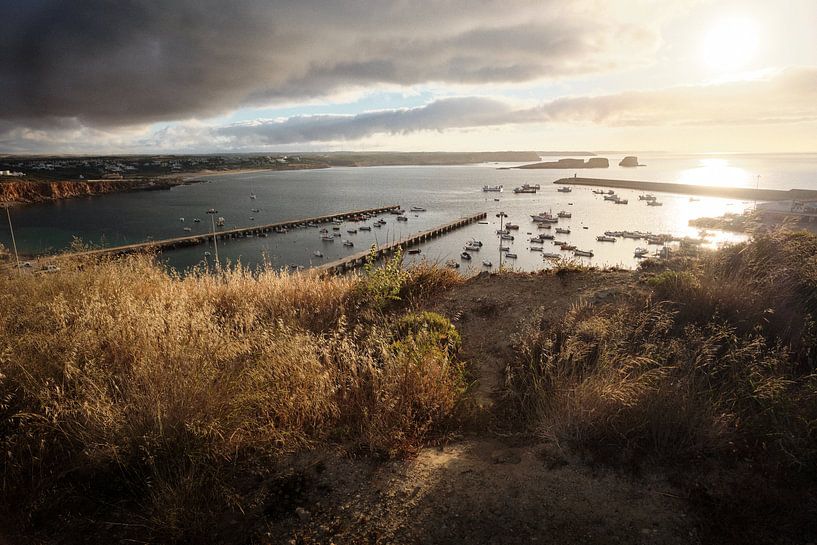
(701, 16, 760, 72)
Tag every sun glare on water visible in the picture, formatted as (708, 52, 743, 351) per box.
(701, 16, 760, 72)
(678, 158, 753, 188)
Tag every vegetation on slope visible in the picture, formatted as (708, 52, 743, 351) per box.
(0, 252, 464, 541)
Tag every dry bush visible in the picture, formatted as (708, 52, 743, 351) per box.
(0, 254, 465, 540)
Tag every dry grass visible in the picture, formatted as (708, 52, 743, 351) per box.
(0, 253, 465, 541)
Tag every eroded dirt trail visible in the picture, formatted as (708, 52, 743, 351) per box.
(268, 271, 696, 545)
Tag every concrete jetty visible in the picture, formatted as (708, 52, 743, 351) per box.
(554, 177, 817, 201)
(318, 212, 487, 275)
(56, 205, 401, 259)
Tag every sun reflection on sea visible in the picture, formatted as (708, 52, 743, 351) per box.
(678, 158, 753, 188)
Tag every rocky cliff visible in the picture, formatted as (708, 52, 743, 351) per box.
(0, 178, 194, 204)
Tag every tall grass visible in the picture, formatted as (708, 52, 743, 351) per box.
(505, 230, 817, 468)
(0, 253, 464, 540)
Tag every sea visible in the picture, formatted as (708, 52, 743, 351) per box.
(3, 152, 817, 273)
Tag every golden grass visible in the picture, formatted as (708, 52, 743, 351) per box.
(0, 253, 465, 540)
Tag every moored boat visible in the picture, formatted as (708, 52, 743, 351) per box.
(596, 235, 616, 242)
(573, 249, 594, 257)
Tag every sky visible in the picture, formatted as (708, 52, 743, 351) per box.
(1, 0, 817, 154)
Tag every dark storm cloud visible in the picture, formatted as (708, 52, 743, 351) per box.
(1, 0, 663, 129)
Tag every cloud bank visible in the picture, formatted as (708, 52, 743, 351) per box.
(1, 0, 673, 130)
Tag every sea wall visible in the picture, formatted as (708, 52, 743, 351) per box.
(555, 177, 817, 201)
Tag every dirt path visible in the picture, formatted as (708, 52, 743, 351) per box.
(266, 270, 697, 545)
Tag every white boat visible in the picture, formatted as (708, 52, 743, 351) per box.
(250, 193, 256, 200)
(193, 218, 201, 223)
(216, 217, 225, 226)
(446, 260, 460, 268)
(321, 235, 334, 241)
(557, 211, 572, 218)
(482, 260, 493, 267)
(573, 249, 594, 257)
(496, 229, 509, 235)
(500, 234, 514, 240)
(204, 251, 211, 257)
(596, 235, 616, 242)
(557, 186, 572, 193)
(314, 251, 324, 258)
(506, 223, 519, 230)
(531, 212, 558, 223)
(513, 183, 539, 194)
(461, 252, 472, 260)
(634, 247, 649, 257)
(482, 185, 503, 192)
(183, 227, 192, 232)
(410, 206, 426, 212)
(343, 240, 354, 247)
(179, 217, 185, 222)
(499, 245, 510, 252)
(464, 243, 481, 251)
(468, 239, 483, 247)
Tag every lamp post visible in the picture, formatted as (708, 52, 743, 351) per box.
(4, 205, 20, 273)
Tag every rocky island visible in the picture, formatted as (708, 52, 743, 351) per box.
(619, 156, 644, 167)
(514, 157, 610, 169)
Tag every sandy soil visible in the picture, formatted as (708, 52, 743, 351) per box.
(259, 270, 701, 545)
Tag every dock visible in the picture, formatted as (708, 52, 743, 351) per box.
(55, 205, 401, 259)
(554, 177, 817, 201)
(318, 212, 487, 275)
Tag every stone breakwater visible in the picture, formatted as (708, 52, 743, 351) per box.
(0, 177, 199, 204)
(555, 177, 817, 201)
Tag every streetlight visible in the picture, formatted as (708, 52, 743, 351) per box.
(3, 205, 20, 273)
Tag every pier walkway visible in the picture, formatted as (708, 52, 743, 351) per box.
(318, 212, 487, 275)
(55, 205, 400, 259)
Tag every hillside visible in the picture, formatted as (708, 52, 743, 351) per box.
(1, 233, 816, 544)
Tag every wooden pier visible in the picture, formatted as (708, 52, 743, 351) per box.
(56, 205, 401, 259)
(318, 212, 487, 275)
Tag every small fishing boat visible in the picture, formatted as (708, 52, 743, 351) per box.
(647, 201, 663, 206)
(407, 248, 421, 255)
(397, 216, 408, 222)
(557, 186, 572, 193)
(573, 249, 594, 257)
(596, 235, 616, 242)
(530, 246, 543, 252)
(332, 226, 340, 231)
(252, 208, 261, 213)
(560, 244, 576, 251)
(499, 245, 510, 252)
(343, 240, 354, 247)
(614, 199, 629, 205)
(500, 234, 514, 240)
(250, 193, 256, 200)
(359, 226, 372, 231)
(506, 223, 519, 230)
(461, 252, 472, 260)
(482, 185, 503, 192)
(179, 217, 185, 222)
(216, 217, 225, 226)
(513, 184, 538, 194)
(347, 229, 358, 234)
(603, 194, 619, 201)
(537, 223, 552, 230)
(410, 206, 426, 212)
(204, 251, 211, 257)
(529, 236, 545, 244)
(496, 229, 509, 235)
(638, 194, 657, 201)
(542, 252, 561, 259)
(321, 235, 334, 241)
(446, 260, 460, 269)
(193, 218, 201, 223)
(482, 260, 493, 267)
(464, 243, 481, 251)
(557, 211, 572, 218)
(555, 227, 571, 234)
(206, 208, 217, 214)
(183, 227, 192, 232)
(634, 247, 649, 257)
(314, 251, 324, 258)
(505, 253, 518, 259)
(468, 239, 483, 247)
(553, 240, 566, 246)
(604, 231, 622, 237)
